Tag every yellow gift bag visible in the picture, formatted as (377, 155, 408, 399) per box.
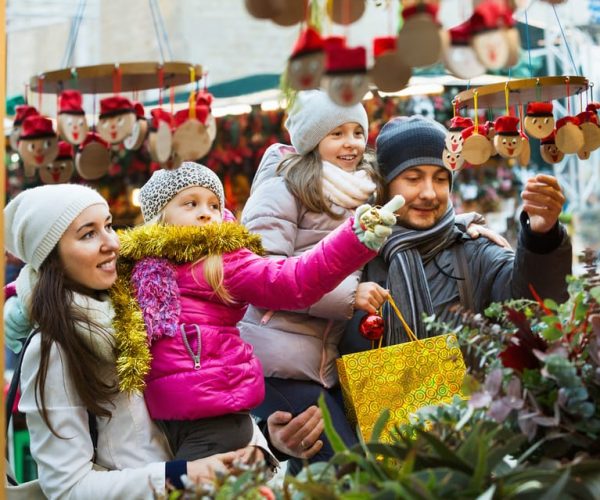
(336, 297, 466, 442)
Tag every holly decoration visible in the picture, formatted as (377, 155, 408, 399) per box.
(359, 314, 385, 340)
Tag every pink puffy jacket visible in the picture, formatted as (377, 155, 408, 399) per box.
(135, 218, 375, 420)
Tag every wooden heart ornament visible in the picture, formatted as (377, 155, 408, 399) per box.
(322, 45, 369, 106)
(444, 116, 473, 154)
(555, 116, 584, 154)
(287, 27, 325, 91)
(17, 115, 58, 177)
(524, 102, 555, 139)
(461, 125, 493, 166)
(540, 131, 564, 164)
(493, 115, 523, 159)
(39, 141, 74, 184)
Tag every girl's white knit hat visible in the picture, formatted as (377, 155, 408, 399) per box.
(139, 162, 225, 222)
(285, 90, 369, 155)
(4, 184, 108, 271)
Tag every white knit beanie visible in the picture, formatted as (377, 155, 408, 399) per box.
(139, 162, 225, 222)
(4, 184, 108, 271)
(285, 90, 369, 155)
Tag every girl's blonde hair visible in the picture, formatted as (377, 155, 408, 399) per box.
(276, 148, 384, 219)
(146, 212, 234, 304)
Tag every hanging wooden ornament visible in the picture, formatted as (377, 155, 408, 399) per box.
(172, 109, 212, 162)
(17, 115, 59, 177)
(287, 27, 326, 91)
(442, 21, 486, 80)
(197, 90, 217, 143)
(97, 96, 136, 145)
(124, 102, 149, 151)
(540, 131, 564, 164)
(322, 45, 369, 106)
(493, 115, 523, 159)
(555, 116, 584, 154)
(517, 132, 531, 166)
(76, 132, 111, 180)
(575, 111, 600, 159)
(10, 105, 39, 152)
(444, 115, 473, 154)
(461, 124, 493, 166)
(329, 0, 366, 25)
(397, 3, 448, 68)
(39, 141, 74, 184)
(442, 147, 464, 171)
(148, 108, 174, 164)
(271, 0, 305, 26)
(370, 36, 410, 93)
(484, 120, 497, 155)
(57, 90, 89, 145)
(470, 0, 511, 70)
(504, 13, 521, 68)
(523, 102, 555, 139)
(244, 0, 284, 19)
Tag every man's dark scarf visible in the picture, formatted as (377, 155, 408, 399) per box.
(380, 204, 468, 344)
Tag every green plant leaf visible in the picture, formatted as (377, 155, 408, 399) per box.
(370, 408, 391, 442)
(538, 469, 570, 500)
(318, 393, 348, 453)
(589, 286, 600, 304)
(414, 428, 473, 474)
(475, 484, 496, 500)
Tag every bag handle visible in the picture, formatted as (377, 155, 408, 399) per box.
(369, 296, 421, 350)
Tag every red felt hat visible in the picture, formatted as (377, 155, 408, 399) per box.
(13, 105, 39, 126)
(132, 101, 146, 120)
(19, 115, 56, 140)
(449, 116, 473, 131)
(577, 110, 599, 125)
(402, 3, 439, 21)
(484, 120, 495, 131)
(150, 108, 174, 130)
(373, 36, 396, 58)
(449, 20, 472, 46)
(323, 35, 346, 54)
(173, 106, 210, 128)
(541, 131, 556, 145)
(58, 90, 85, 115)
(81, 131, 109, 149)
(494, 115, 520, 135)
(291, 27, 324, 59)
(326, 45, 367, 74)
(556, 116, 580, 129)
(461, 124, 487, 140)
(526, 101, 553, 117)
(586, 102, 600, 114)
(471, 0, 513, 33)
(196, 90, 213, 110)
(99, 96, 134, 119)
(56, 141, 74, 160)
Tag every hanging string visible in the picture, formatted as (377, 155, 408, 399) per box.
(157, 66, 164, 107)
(590, 82, 594, 103)
(524, 5, 533, 78)
(535, 78, 542, 102)
(37, 77, 44, 113)
(70, 68, 79, 91)
(504, 82, 511, 116)
(188, 66, 197, 120)
(203, 71, 209, 92)
(24, 83, 29, 105)
(92, 94, 97, 129)
(170, 87, 175, 116)
(565, 77, 571, 115)
(473, 90, 479, 132)
(552, 5, 579, 76)
(113, 64, 122, 95)
(149, 0, 166, 63)
(580, 91, 583, 113)
(61, 0, 87, 68)
(452, 98, 457, 118)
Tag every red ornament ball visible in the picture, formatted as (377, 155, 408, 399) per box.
(359, 314, 385, 340)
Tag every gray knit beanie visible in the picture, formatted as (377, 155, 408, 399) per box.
(285, 90, 369, 155)
(139, 161, 225, 222)
(376, 115, 451, 185)
(4, 184, 108, 271)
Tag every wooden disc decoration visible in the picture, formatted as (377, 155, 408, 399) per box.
(76, 133, 111, 180)
(329, 0, 366, 25)
(287, 27, 326, 91)
(540, 132, 564, 164)
(323, 46, 369, 106)
(461, 126, 492, 165)
(172, 119, 212, 161)
(370, 52, 411, 93)
(472, 29, 510, 70)
(148, 121, 173, 164)
(442, 148, 465, 171)
(397, 9, 444, 67)
(244, 0, 283, 19)
(505, 27, 520, 67)
(493, 116, 523, 159)
(271, 0, 304, 26)
(524, 102, 555, 139)
(444, 116, 473, 154)
(98, 96, 137, 145)
(443, 44, 486, 80)
(555, 116, 584, 154)
(17, 115, 59, 176)
(124, 119, 149, 151)
(517, 134, 531, 166)
(39, 142, 74, 184)
(577, 112, 600, 152)
(57, 114, 89, 146)
(10, 105, 39, 151)
(206, 114, 217, 143)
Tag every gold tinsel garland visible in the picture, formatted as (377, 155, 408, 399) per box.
(110, 222, 264, 392)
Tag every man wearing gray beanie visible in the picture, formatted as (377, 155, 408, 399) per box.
(342, 114, 573, 351)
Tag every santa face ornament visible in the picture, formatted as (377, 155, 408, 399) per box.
(494, 133, 523, 158)
(323, 73, 369, 107)
(18, 136, 59, 176)
(98, 113, 136, 145)
(540, 142, 564, 164)
(39, 157, 74, 184)
(288, 53, 325, 91)
(58, 114, 89, 145)
(524, 115, 554, 139)
(443, 148, 464, 171)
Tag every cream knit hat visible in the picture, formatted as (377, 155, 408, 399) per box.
(4, 184, 107, 271)
(285, 90, 369, 155)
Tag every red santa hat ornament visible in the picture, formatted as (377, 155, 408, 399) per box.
(98, 96, 136, 145)
(443, 20, 486, 80)
(39, 141, 75, 184)
(322, 45, 369, 106)
(10, 105, 39, 151)
(370, 36, 410, 93)
(461, 124, 493, 166)
(555, 116, 584, 154)
(445, 116, 473, 154)
(523, 102, 555, 139)
(493, 115, 523, 159)
(540, 131, 564, 164)
(57, 90, 89, 145)
(17, 115, 59, 177)
(470, 0, 512, 70)
(397, 3, 448, 68)
(287, 27, 326, 91)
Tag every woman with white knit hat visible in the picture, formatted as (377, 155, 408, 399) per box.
(239, 90, 389, 472)
(3, 184, 243, 498)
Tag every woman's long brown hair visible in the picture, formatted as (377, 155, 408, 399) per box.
(30, 248, 118, 437)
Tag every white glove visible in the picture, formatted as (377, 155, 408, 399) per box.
(353, 195, 404, 251)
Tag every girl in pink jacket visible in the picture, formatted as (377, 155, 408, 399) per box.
(111, 161, 396, 462)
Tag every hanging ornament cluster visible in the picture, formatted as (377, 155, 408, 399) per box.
(247, 0, 521, 104)
(446, 76, 598, 171)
